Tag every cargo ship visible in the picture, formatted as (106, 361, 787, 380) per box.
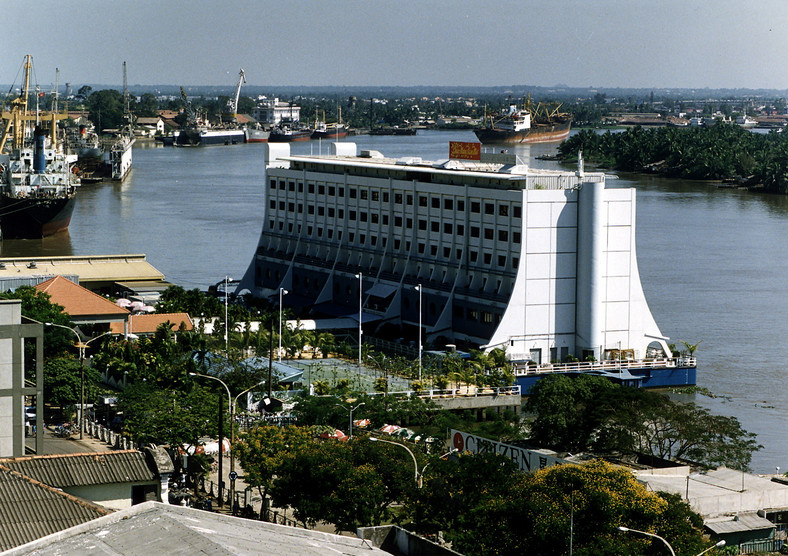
(268, 125, 312, 142)
(0, 56, 80, 239)
(311, 121, 348, 140)
(245, 125, 270, 143)
(474, 98, 572, 144)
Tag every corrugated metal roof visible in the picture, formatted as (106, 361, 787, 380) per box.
(0, 451, 156, 488)
(706, 513, 776, 534)
(0, 467, 110, 551)
(0, 254, 165, 283)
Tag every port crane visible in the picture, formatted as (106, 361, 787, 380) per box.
(224, 68, 246, 122)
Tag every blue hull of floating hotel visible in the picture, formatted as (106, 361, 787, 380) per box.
(515, 361, 697, 395)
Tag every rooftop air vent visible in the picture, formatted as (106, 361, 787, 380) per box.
(27, 262, 37, 269)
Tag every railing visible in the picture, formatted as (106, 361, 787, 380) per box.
(366, 385, 521, 399)
(736, 538, 784, 554)
(511, 357, 697, 376)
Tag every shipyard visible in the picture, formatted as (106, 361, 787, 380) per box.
(2, 2, 788, 555)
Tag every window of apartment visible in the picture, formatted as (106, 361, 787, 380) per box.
(381, 237, 387, 247)
(315, 184, 323, 195)
(269, 220, 275, 229)
(338, 209, 344, 218)
(456, 248, 463, 259)
(317, 227, 323, 237)
(269, 179, 277, 189)
(383, 192, 389, 202)
(467, 308, 479, 321)
(308, 183, 314, 193)
(471, 201, 481, 213)
(382, 214, 388, 225)
(514, 205, 522, 218)
(308, 205, 315, 215)
(298, 182, 303, 193)
(498, 230, 508, 242)
(444, 198, 454, 210)
(278, 201, 285, 210)
(430, 245, 438, 256)
(512, 256, 519, 268)
(485, 203, 495, 215)
(361, 189, 368, 200)
(328, 229, 334, 239)
(371, 235, 377, 246)
(269, 199, 276, 210)
(470, 251, 478, 262)
(407, 194, 414, 205)
(456, 224, 464, 236)
(278, 180, 285, 190)
(394, 239, 401, 250)
(318, 206, 325, 216)
(457, 200, 465, 211)
(350, 210, 357, 220)
(395, 216, 403, 227)
(395, 193, 403, 204)
(418, 243, 425, 254)
(371, 213, 379, 224)
(337, 230, 342, 240)
(328, 208, 335, 218)
(483, 312, 493, 324)
(361, 212, 368, 222)
(289, 181, 295, 192)
(350, 188, 357, 199)
(338, 187, 345, 197)
(499, 204, 509, 217)
(484, 228, 494, 240)
(513, 231, 521, 243)
(278, 222, 284, 230)
(329, 186, 335, 196)
(371, 190, 379, 201)
(443, 247, 451, 258)
(360, 234, 366, 244)
(432, 197, 440, 209)
(298, 204, 303, 213)
(498, 255, 506, 267)
(471, 226, 480, 238)
(443, 223, 452, 234)
(431, 221, 439, 233)
(307, 226, 313, 235)
(288, 202, 295, 212)
(405, 241, 411, 250)
(484, 253, 492, 265)
(419, 196, 428, 207)
(419, 220, 427, 231)
(349, 232, 355, 242)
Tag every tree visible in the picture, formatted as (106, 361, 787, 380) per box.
(0, 286, 73, 357)
(43, 357, 100, 409)
(136, 92, 159, 117)
(86, 89, 125, 132)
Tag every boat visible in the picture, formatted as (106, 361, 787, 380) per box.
(268, 124, 312, 142)
(0, 56, 80, 239)
(311, 121, 348, 140)
(736, 114, 757, 129)
(474, 97, 572, 144)
(368, 126, 417, 136)
(175, 86, 246, 146)
(244, 125, 270, 143)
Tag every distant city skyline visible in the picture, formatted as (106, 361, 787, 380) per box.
(4, 0, 788, 91)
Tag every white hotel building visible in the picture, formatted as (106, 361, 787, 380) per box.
(240, 142, 671, 365)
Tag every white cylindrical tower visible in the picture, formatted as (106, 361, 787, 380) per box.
(575, 180, 604, 359)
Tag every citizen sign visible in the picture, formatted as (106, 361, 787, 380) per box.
(450, 430, 567, 473)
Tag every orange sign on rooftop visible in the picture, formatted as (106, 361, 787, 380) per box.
(449, 141, 481, 161)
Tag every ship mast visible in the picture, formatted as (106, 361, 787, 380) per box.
(0, 55, 32, 152)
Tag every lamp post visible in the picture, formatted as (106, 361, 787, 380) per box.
(45, 323, 111, 440)
(414, 283, 422, 382)
(336, 402, 365, 438)
(278, 287, 288, 362)
(369, 437, 419, 486)
(355, 272, 362, 368)
(695, 540, 726, 556)
(224, 276, 232, 355)
(618, 526, 675, 556)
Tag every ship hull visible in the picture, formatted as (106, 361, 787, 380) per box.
(268, 130, 312, 142)
(0, 194, 76, 239)
(311, 128, 348, 140)
(245, 128, 270, 143)
(175, 129, 246, 146)
(474, 120, 572, 144)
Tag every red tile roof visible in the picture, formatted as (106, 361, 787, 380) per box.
(110, 313, 193, 335)
(35, 276, 130, 318)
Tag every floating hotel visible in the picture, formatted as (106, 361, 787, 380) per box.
(240, 141, 696, 390)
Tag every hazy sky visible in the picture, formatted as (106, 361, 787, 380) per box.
(4, 0, 788, 90)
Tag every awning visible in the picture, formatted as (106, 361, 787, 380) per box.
(367, 282, 397, 299)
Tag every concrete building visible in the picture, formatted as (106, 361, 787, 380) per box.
(0, 300, 43, 458)
(240, 142, 671, 366)
(252, 97, 301, 126)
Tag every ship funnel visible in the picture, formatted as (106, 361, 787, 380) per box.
(34, 127, 47, 174)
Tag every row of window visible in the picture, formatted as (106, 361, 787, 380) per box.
(269, 179, 522, 217)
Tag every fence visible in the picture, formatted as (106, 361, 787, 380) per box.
(736, 538, 784, 554)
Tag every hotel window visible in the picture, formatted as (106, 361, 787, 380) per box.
(318, 184, 325, 195)
(484, 228, 494, 240)
(308, 183, 314, 193)
(513, 232, 521, 243)
(431, 221, 439, 232)
(298, 182, 303, 193)
(350, 210, 357, 220)
(444, 198, 454, 210)
(329, 186, 335, 196)
(430, 245, 438, 256)
(382, 237, 387, 247)
(512, 257, 519, 268)
(288, 203, 295, 212)
(395, 193, 403, 204)
(419, 196, 428, 207)
(382, 214, 388, 225)
(328, 229, 334, 239)
(443, 247, 451, 258)
(483, 312, 493, 324)
(339, 187, 345, 197)
(289, 181, 296, 191)
(338, 209, 344, 218)
(279, 201, 285, 210)
(471, 201, 481, 213)
(318, 206, 325, 216)
(361, 189, 368, 200)
(485, 203, 495, 215)
(338, 231, 343, 240)
(470, 251, 478, 262)
(432, 197, 440, 209)
(418, 243, 425, 254)
(350, 188, 357, 199)
(278, 222, 284, 230)
(371, 236, 377, 246)
(484, 253, 492, 265)
(468, 308, 479, 321)
(394, 239, 401, 249)
(514, 205, 522, 218)
(269, 200, 276, 209)
(498, 230, 508, 242)
(307, 226, 313, 235)
(419, 220, 427, 231)
(360, 234, 366, 244)
(444, 223, 452, 234)
(471, 226, 480, 238)
(269, 220, 275, 229)
(499, 204, 509, 217)
(298, 204, 303, 213)
(405, 241, 411, 250)
(498, 255, 506, 267)
(407, 194, 414, 205)
(457, 200, 465, 211)
(371, 191, 379, 201)
(456, 249, 463, 259)
(383, 192, 389, 202)
(407, 218, 413, 228)
(395, 216, 403, 227)
(308, 206, 315, 215)
(349, 232, 355, 242)
(371, 213, 379, 224)
(270, 179, 277, 189)
(318, 227, 323, 237)
(328, 208, 335, 218)
(456, 224, 464, 235)
(278, 181, 285, 190)
(288, 223, 293, 232)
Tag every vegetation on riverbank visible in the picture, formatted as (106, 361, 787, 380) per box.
(558, 124, 788, 194)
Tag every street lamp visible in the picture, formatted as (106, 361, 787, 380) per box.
(369, 437, 419, 486)
(355, 272, 363, 368)
(46, 323, 111, 440)
(224, 276, 232, 354)
(336, 402, 365, 438)
(278, 288, 288, 362)
(618, 526, 675, 556)
(695, 540, 725, 556)
(414, 283, 422, 382)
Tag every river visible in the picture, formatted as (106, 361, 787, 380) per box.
(2, 129, 785, 473)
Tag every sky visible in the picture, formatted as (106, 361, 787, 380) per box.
(3, 0, 788, 91)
